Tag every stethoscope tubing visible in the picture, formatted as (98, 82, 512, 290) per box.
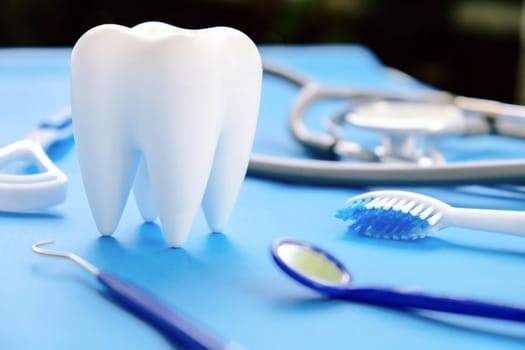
(254, 62, 525, 186)
(249, 153, 525, 186)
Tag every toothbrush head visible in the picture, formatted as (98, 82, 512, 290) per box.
(335, 190, 449, 240)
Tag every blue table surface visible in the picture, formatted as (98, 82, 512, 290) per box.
(1, 46, 525, 349)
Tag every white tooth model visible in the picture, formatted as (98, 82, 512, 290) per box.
(70, 22, 262, 247)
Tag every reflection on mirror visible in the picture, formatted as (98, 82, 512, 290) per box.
(277, 243, 350, 285)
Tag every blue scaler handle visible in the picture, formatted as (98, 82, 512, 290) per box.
(97, 271, 243, 350)
(344, 287, 525, 322)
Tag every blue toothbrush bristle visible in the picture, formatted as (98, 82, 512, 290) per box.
(335, 198, 435, 240)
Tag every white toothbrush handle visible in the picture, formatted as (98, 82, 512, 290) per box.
(448, 208, 525, 237)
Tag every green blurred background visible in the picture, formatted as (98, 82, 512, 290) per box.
(1, 0, 524, 103)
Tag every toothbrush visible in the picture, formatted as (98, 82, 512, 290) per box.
(336, 190, 525, 240)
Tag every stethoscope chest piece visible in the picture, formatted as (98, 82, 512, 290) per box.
(346, 101, 466, 164)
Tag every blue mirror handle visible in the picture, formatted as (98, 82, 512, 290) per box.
(344, 287, 525, 322)
(98, 271, 241, 350)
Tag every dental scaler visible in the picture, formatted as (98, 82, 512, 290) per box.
(32, 240, 244, 350)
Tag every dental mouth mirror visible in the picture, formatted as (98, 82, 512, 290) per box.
(271, 238, 525, 322)
(32, 240, 243, 350)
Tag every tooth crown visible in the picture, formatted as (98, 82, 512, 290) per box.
(71, 22, 262, 246)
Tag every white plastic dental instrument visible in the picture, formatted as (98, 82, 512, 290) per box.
(71, 22, 262, 247)
(0, 109, 71, 212)
(248, 62, 525, 185)
(337, 190, 525, 239)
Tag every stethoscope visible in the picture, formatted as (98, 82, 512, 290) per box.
(272, 238, 525, 322)
(248, 62, 525, 186)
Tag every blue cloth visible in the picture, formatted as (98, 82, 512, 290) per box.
(1, 46, 524, 349)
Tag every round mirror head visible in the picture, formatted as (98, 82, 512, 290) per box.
(272, 239, 351, 289)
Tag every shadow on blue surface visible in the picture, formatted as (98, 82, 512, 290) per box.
(87, 224, 248, 293)
(274, 295, 525, 344)
(446, 187, 525, 208)
(0, 210, 63, 219)
(340, 231, 525, 260)
(30, 261, 96, 290)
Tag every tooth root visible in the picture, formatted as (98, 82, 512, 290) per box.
(201, 126, 253, 232)
(202, 47, 261, 232)
(133, 157, 158, 222)
(71, 25, 140, 235)
(145, 129, 219, 246)
(140, 46, 223, 246)
(74, 121, 139, 234)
